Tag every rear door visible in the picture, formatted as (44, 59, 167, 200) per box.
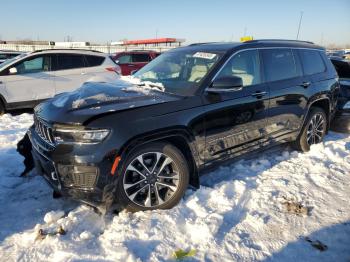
(203, 49, 269, 162)
(261, 48, 307, 138)
(1, 54, 55, 104)
(53, 53, 86, 95)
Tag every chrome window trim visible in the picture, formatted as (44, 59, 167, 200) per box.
(210, 47, 325, 85)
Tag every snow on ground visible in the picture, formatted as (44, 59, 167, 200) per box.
(0, 113, 350, 261)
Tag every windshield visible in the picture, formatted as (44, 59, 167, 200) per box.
(133, 49, 223, 95)
(0, 53, 27, 70)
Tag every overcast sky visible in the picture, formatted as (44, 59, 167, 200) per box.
(1, 0, 349, 46)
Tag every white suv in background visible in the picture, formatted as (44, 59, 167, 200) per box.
(0, 50, 24, 64)
(0, 49, 121, 114)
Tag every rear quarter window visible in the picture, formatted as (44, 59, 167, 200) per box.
(299, 50, 326, 75)
(85, 55, 105, 67)
(262, 49, 299, 82)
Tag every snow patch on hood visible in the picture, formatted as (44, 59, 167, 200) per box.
(120, 75, 165, 93)
(72, 93, 116, 109)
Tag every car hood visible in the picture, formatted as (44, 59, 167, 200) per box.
(34, 80, 181, 125)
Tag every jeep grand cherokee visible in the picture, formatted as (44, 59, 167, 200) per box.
(28, 40, 339, 212)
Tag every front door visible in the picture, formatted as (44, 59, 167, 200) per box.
(203, 49, 269, 163)
(2, 54, 55, 104)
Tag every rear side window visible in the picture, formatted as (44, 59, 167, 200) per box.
(132, 53, 151, 63)
(262, 49, 299, 82)
(85, 55, 105, 67)
(56, 54, 85, 70)
(299, 50, 326, 75)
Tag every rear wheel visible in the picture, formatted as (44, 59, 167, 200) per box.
(293, 107, 327, 152)
(117, 143, 189, 212)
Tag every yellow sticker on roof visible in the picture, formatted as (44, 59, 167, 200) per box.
(193, 52, 217, 59)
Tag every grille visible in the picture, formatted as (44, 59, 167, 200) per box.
(34, 116, 55, 145)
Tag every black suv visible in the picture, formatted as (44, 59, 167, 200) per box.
(28, 40, 339, 212)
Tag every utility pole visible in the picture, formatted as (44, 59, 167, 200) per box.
(296, 11, 303, 40)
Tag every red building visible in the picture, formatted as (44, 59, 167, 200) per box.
(111, 38, 185, 47)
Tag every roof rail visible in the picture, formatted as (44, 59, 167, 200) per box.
(120, 50, 159, 52)
(31, 49, 103, 54)
(245, 39, 314, 44)
(188, 42, 219, 46)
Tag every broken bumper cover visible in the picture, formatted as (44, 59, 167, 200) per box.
(28, 127, 117, 208)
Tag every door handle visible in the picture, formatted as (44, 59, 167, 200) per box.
(81, 72, 86, 75)
(0, 81, 2, 84)
(300, 82, 311, 88)
(127, 64, 135, 67)
(251, 91, 267, 98)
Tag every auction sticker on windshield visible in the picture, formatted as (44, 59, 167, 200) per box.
(193, 52, 217, 59)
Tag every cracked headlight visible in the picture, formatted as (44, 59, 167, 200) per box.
(53, 128, 110, 144)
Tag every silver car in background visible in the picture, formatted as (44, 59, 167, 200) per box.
(0, 49, 121, 114)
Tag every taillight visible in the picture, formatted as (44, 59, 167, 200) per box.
(106, 66, 121, 75)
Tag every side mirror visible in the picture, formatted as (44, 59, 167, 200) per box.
(9, 67, 17, 74)
(207, 76, 243, 93)
(213, 76, 243, 88)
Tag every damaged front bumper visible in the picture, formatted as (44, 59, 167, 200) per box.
(27, 127, 118, 209)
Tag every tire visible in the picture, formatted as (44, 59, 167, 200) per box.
(116, 142, 189, 212)
(293, 107, 327, 152)
(0, 102, 4, 116)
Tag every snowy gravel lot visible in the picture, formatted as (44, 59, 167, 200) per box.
(0, 113, 350, 261)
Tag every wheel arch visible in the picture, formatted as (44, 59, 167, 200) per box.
(308, 97, 331, 129)
(0, 94, 6, 110)
(116, 128, 201, 189)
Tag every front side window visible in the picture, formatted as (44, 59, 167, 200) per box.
(134, 50, 223, 95)
(299, 50, 326, 75)
(262, 49, 298, 82)
(15, 56, 50, 74)
(216, 49, 261, 86)
(56, 54, 85, 70)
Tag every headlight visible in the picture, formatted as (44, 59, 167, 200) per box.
(53, 128, 110, 144)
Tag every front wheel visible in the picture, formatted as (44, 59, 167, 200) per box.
(116, 142, 189, 212)
(293, 107, 327, 152)
(0, 102, 4, 116)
